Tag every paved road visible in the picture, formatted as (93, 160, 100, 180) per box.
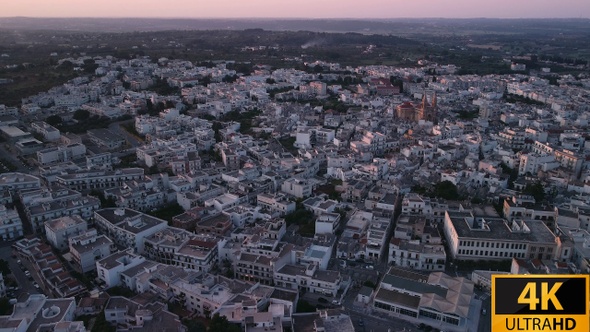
(0, 241, 42, 301)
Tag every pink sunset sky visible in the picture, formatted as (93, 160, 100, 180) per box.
(3, 0, 590, 18)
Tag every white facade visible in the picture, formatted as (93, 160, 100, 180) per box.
(0, 205, 23, 240)
(94, 208, 168, 254)
(44, 215, 88, 251)
(96, 250, 146, 288)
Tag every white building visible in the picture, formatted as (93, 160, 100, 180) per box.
(280, 178, 312, 198)
(94, 208, 168, 254)
(143, 227, 218, 273)
(69, 229, 114, 273)
(256, 193, 296, 217)
(0, 204, 23, 240)
(96, 250, 146, 288)
(37, 143, 87, 166)
(443, 211, 558, 261)
(315, 213, 341, 236)
(274, 263, 345, 297)
(44, 215, 88, 251)
(31, 121, 61, 141)
(389, 238, 446, 271)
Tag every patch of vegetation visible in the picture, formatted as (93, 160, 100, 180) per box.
(56, 115, 111, 134)
(455, 110, 479, 120)
(504, 93, 545, 106)
(523, 181, 546, 202)
(71, 270, 94, 289)
(183, 319, 207, 332)
(284, 208, 315, 237)
(432, 181, 461, 201)
(147, 203, 185, 223)
(89, 190, 117, 208)
(106, 286, 135, 298)
(278, 136, 297, 155)
(91, 311, 116, 332)
(500, 163, 518, 189)
(208, 313, 241, 332)
(0, 260, 11, 276)
(220, 108, 262, 135)
(114, 153, 138, 169)
(296, 300, 316, 313)
(0, 298, 13, 315)
(0, 159, 17, 173)
(314, 179, 342, 200)
(148, 77, 180, 96)
(363, 280, 377, 289)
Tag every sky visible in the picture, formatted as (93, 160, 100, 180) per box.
(3, 0, 590, 19)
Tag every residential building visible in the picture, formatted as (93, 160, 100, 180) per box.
(96, 250, 146, 288)
(0, 295, 81, 332)
(0, 204, 23, 240)
(44, 215, 88, 251)
(104, 296, 183, 331)
(69, 229, 114, 273)
(94, 208, 168, 254)
(389, 238, 446, 271)
(143, 226, 219, 273)
(257, 193, 296, 217)
(315, 213, 341, 236)
(274, 263, 345, 297)
(31, 121, 61, 141)
(54, 168, 144, 191)
(372, 267, 475, 332)
(281, 178, 312, 198)
(37, 143, 87, 166)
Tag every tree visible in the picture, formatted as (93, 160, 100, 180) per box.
(208, 313, 240, 332)
(523, 181, 545, 202)
(46, 115, 62, 126)
(82, 59, 99, 74)
(0, 297, 12, 316)
(183, 320, 206, 332)
(433, 181, 460, 200)
(73, 109, 90, 121)
(296, 300, 316, 313)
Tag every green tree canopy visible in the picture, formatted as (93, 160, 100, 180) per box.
(46, 115, 62, 126)
(208, 313, 240, 332)
(433, 181, 460, 200)
(523, 181, 545, 202)
(73, 109, 91, 121)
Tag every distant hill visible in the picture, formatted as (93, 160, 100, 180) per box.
(0, 17, 589, 36)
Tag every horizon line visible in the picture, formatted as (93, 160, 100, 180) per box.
(1, 16, 589, 20)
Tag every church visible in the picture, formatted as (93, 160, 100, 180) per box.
(395, 91, 437, 123)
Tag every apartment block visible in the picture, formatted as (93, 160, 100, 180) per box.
(69, 229, 114, 273)
(94, 208, 168, 254)
(44, 215, 88, 251)
(0, 204, 23, 240)
(143, 226, 219, 273)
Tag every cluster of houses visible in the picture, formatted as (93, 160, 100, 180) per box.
(1, 52, 590, 332)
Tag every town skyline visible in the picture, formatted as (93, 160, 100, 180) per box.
(3, 0, 590, 19)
